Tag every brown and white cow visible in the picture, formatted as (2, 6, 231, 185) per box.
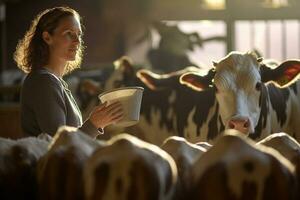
(83, 133, 178, 200)
(37, 126, 104, 200)
(161, 136, 206, 200)
(257, 132, 300, 192)
(257, 132, 300, 168)
(180, 51, 300, 142)
(0, 135, 49, 200)
(189, 130, 298, 200)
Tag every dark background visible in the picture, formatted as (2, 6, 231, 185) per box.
(2, 0, 154, 70)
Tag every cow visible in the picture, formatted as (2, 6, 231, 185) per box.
(37, 126, 104, 200)
(161, 136, 206, 200)
(83, 133, 178, 200)
(257, 132, 300, 192)
(189, 130, 298, 200)
(100, 56, 205, 144)
(135, 62, 226, 144)
(180, 51, 300, 142)
(0, 135, 49, 200)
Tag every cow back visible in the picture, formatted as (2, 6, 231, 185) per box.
(189, 131, 298, 200)
(84, 134, 178, 200)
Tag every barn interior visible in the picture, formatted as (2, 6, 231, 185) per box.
(1, 0, 299, 138)
(1, 1, 300, 200)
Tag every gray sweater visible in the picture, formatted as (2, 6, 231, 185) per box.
(21, 68, 100, 137)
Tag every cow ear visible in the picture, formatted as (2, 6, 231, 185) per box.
(136, 69, 172, 90)
(261, 60, 300, 87)
(212, 61, 218, 67)
(137, 67, 202, 90)
(137, 69, 156, 90)
(180, 69, 215, 91)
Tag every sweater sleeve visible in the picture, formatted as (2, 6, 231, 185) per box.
(80, 119, 104, 138)
(59, 78, 103, 137)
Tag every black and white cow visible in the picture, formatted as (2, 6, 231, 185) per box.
(102, 56, 205, 144)
(104, 53, 300, 144)
(137, 67, 223, 144)
(180, 51, 300, 142)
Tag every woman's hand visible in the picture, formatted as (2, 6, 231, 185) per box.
(89, 101, 124, 129)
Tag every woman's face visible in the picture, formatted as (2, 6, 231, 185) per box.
(44, 15, 82, 62)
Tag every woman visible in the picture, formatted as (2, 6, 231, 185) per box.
(14, 6, 124, 137)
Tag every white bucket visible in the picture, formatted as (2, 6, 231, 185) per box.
(98, 87, 144, 127)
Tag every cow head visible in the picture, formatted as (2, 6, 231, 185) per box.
(180, 51, 300, 136)
(104, 56, 137, 90)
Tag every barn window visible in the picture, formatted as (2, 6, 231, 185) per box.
(148, 0, 300, 66)
(162, 20, 226, 68)
(235, 20, 300, 60)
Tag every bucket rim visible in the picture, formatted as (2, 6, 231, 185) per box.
(98, 86, 144, 99)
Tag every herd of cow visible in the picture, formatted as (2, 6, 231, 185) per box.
(1, 126, 300, 200)
(1, 51, 300, 199)
(95, 51, 300, 145)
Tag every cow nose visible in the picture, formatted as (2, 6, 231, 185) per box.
(228, 118, 250, 134)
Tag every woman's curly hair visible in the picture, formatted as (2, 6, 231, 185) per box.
(14, 6, 84, 74)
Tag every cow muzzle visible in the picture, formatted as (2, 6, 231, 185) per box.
(228, 117, 251, 134)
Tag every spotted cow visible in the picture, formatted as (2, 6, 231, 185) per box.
(37, 126, 104, 200)
(180, 51, 300, 142)
(0, 135, 49, 200)
(101, 56, 205, 144)
(189, 130, 298, 200)
(257, 132, 300, 192)
(83, 133, 178, 200)
(161, 136, 206, 200)
(137, 67, 223, 144)
(104, 53, 300, 144)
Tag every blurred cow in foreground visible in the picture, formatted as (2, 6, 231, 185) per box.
(37, 126, 104, 200)
(1, 128, 300, 200)
(257, 132, 300, 192)
(0, 136, 49, 200)
(84, 133, 178, 200)
(161, 136, 207, 200)
(189, 130, 298, 200)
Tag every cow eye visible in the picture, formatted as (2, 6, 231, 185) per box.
(255, 82, 261, 91)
